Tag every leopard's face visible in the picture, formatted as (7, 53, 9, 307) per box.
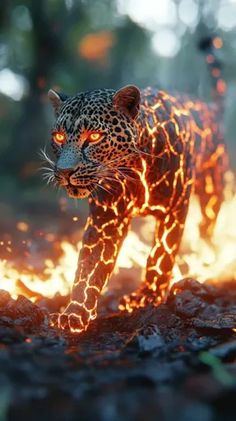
(48, 86, 140, 199)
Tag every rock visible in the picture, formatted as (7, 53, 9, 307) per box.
(167, 279, 210, 318)
(207, 340, 236, 360)
(0, 290, 11, 307)
(0, 291, 48, 331)
(125, 324, 165, 354)
(192, 314, 236, 331)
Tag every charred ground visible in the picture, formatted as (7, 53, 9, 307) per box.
(1, 278, 236, 421)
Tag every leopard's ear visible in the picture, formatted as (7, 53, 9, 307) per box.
(113, 85, 140, 119)
(48, 89, 68, 114)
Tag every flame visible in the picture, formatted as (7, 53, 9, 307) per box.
(0, 242, 78, 299)
(0, 172, 236, 302)
(118, 171, 236, 286)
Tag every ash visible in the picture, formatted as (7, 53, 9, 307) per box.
(1, 279, 236, 421)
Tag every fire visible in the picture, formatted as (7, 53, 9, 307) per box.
(0, 171, 236, 303)
(118, 171, 236, 287)
(0, 242, 78, 300)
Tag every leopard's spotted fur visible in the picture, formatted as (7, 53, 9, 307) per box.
(47, 38, 228, 332)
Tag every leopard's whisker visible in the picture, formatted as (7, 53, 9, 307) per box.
(88, 186, 96, 200)
(99, 163, 137, 182)
(39, 148, 56, 168)
(94, 181, 113, 196)
(106, 168, 136, 182)
(43, 172, 56, 185)
(132, 146, 166, 161)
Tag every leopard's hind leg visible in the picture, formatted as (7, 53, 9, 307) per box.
(120, 194, 191, 311)
(195, 146, 227, 241)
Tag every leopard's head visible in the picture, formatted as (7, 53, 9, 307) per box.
(47, 86, 140, 199)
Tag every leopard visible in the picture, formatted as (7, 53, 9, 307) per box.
(45, 36, 228, 333)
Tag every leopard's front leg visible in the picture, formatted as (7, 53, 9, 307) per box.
(51, 201, 131, 332)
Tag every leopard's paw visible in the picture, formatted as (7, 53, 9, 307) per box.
(50, 303, 90, 333)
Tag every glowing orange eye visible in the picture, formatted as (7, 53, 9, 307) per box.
(89, 132, 102, 142)
(52, 131, 66, 145)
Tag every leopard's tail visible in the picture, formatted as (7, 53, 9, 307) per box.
(198, 35, 226, 111)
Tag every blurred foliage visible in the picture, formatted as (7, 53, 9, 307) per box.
(0, 0, 236, 212)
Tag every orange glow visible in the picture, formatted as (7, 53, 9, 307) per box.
(212, 68, 221, 78)
(207, 54, 214, 64)
(88, 132, 103, 142)
(0, 241, 78, 299)
(79, 31, 115, 63)
(16, 222, 29, 232)
(216, 79, 227, 95)
(52, 131, 66, 146)
(213, 37, 223, 49)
